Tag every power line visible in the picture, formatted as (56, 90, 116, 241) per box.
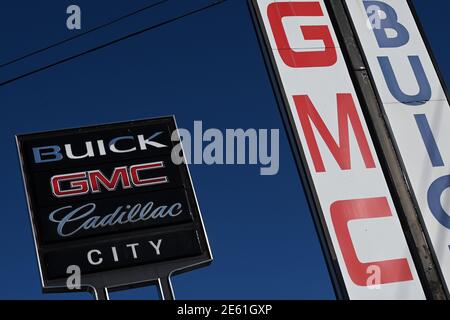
(0, 0, 169, 69)
(0, 0, 226, 87)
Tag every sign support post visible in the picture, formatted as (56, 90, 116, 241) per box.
(158, 277, 175, 300)
(94, 287, 110, 301)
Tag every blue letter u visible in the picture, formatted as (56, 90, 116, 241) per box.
(378, 55, 431, 105)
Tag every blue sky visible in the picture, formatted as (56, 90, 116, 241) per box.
(0, 0, 447, 299)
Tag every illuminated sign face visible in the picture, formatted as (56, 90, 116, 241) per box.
(251, 0, 425, 299)
(346, 0, 450, 293)
(16, 117, 211, 293)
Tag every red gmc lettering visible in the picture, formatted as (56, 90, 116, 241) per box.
(267, 1, 337, 68)
(261, 0, 421, 294)
(330, 197, 413, 285)
(50, 173, 89, 198)
(295, 94, 376, 173)
(130, 162, 168, 187)
(51, 162, 167, 198)
(88, 167, 131, 193)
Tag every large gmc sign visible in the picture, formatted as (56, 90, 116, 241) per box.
(16, 117, 211, 297)
(346, 0, 450, 294)
(251, 0, 425, 299)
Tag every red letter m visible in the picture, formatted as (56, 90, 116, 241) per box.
(295, 94, 376, 173)
(88, 167, 131, 193)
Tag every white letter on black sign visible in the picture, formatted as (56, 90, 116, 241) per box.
(126, 243, 139, 259)
(138, 132, 167, 150)
(65, 142, 94, 159)
(111, 246, 119, 262)
(149, 239, 162, 255)
(87, 249, 103, 265)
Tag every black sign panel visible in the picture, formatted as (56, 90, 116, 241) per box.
(44, 229, 202, 279)
(16, 116, 211, 294)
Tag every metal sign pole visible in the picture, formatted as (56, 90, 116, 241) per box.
(94, 287, 110, 300)
(158, 277, 175, 300)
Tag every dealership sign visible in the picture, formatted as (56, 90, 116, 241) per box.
(346, 0, 450, 293)
(16, 117, 211, 295)
(251, 0, 425, 299)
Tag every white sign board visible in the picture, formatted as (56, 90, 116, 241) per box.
(346, 0, 450, 293)
(252, 0, 425, 299)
